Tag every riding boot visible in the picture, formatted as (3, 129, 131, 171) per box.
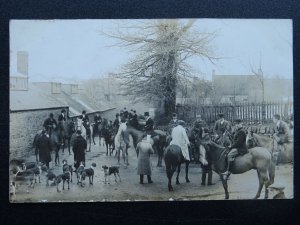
(201, 172, 206, 185)
(147, 175, 153, 184)
(140, 175, 144, 184)
(207, 170, 215, 185)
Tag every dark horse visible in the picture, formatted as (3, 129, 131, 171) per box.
(164, 142, 191, 191)
(61, 120, 76, 155)
(205, 141, 275, 199)
(123, 126, 167, 167)
(101, 119, 115, 155)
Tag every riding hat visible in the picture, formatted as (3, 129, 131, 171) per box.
(218, 113, 224, 118)
(144, 112, 150, 117)
(82, 110, 86, 114)
(172, 113, 177, 117)
(76, 130, 82, 135)
(235, 118, 242, 123)
(177, 120, 185, 126)
(50, 113, 54, 117)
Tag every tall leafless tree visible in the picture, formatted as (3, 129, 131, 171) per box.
(103, 19, 218, 117)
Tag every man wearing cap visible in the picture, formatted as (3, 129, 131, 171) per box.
(144, 112, 154, 134)
(224, 119, 247, 176)
(189, 114, 206, 163)
(272, 114, 292, 164)
(168, 113, 178, 134)
(214, 113, 231, 142)
(43, 113, 57, 137)
(72, 130, 87, 171)
(81, 110, 90, 124)
(170, 120, 191, 162)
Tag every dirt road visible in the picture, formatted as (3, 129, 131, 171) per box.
(10, 140, 293, 202)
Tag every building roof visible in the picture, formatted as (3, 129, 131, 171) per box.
(10, 83, 68, 111)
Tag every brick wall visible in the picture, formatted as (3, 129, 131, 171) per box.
(10, 107, 68, 159)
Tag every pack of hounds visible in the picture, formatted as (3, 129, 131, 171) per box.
(9, 159, 122, 197)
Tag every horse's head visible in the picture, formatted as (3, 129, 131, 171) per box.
(246, 131, 256, 148)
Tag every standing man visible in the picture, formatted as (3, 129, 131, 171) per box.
(72, 130, 87, 171)
(170, 120, 190, 162)
(224, 119, 247, 176)
(214, 113, 231, 142)
(137, 134, 154, 184)
(273, 114, 292, 165)
(43, 113, 57, 137)
(36, 130, 52, 169)
(113, 113, 121, 132)
(189, 114, 206, 163)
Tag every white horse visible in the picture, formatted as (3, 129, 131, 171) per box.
(114, 122, 128, 165)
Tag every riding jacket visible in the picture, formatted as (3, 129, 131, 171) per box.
(229, 127, 247, 155)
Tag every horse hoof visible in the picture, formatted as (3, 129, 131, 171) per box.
(168, 187, 173, 191)
(186, 179, 190, 183)
(176, 180, 180, 185)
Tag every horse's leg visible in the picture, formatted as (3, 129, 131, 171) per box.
(92, 132, 96, 145)
(185, 161, 190, 183)
(258, 169, 270, 199)
(220, 174, 229, 199)
(68, 137, 71, 155)
(117, 147, 121, 165)
(176, 163, 181, 185)
(106, 142, 108, 156)
(165, 162, 173, 191)
(61, 138, 65, 155)
(55, 145, 60, 166)
(254, 170, 263, 199)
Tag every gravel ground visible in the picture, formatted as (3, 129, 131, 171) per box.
(10, 138, 293, 202)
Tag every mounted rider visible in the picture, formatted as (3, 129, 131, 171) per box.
(214, 113, 232, 143)
(144, 112, 155, 139)
(43, 113, 57, 137)
(170, 120, 191, 162)
(81, 110, 90, 124)
(168, 113, 179, 135)
(94, 113, 102, 126)
(224, 118, 248, 176)
(129, 110, 139, 129)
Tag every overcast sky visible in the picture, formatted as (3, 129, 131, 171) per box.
(10, 19, 293, 82)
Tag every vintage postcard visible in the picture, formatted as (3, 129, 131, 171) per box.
(9, 19, 293, 202)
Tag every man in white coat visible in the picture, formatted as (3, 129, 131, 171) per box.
(170, 120, 190, 161)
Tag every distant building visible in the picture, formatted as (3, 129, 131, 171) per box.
(212, 71, 293, 103)
(10, 51, 29, 91)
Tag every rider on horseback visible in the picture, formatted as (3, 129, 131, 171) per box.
(144, 112, 155, 139)
(224, 118, 248, 176)
(168, 113, 178, 135)
(43, 113, 57, 137)
(170, 120, 191, 162)
(214, 113, 231, 143)
(94, 113, 102, 126)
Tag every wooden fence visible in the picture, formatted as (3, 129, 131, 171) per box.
(176, 101, 293, 124)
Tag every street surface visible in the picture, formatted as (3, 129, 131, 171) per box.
(10, 137, 293, 202)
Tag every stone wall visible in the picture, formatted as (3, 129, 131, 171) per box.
(10, 107, 68, 159)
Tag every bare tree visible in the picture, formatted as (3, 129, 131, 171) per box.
(102, 19, 218, 117)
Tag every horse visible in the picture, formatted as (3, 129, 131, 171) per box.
(204, 140, 275, 199)
(246, 132, 293, 164)
(164, 141, 192, 191)
(102, 125, 115, 156)
(61, 120, 76, 155)
(123, 126, 167, 167)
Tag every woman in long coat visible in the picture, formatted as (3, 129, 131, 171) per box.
(36, 131, 52, 169)
(137, 136, 154, 184)
(72, 130, 87, 170)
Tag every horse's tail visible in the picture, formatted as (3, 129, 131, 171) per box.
(268, 158, 275, 186)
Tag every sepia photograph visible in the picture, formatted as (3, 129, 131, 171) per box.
(9, 19, 293, 202)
